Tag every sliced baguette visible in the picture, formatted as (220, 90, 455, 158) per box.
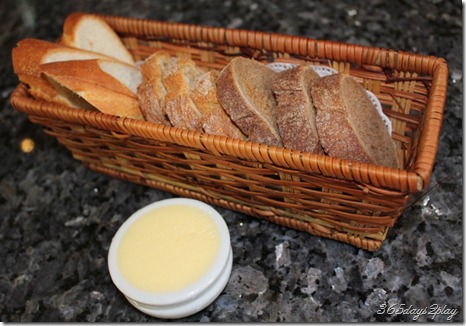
(310, 73, 399, 168)
(12, 38, 116, 106)
(137, 51, 174, 125)
(216, 57, 282, 146)
(190, 71, 245, 139)
(272, 64, 323, 153)
(162, 56, 206, 131)
(61, 12, 135, 65)
(40, 59, 144, 120)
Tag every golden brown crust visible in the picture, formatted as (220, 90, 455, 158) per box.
(12, 39, 72, 104)
(216, 57, 282, 146)
(61, 12, 84, 44)
(12, 38, 115, 105)
(40, 59, 144, 120)
(272, 64, 323, 153)
(13, 39, 59, 78)
(310, 73, 399, 168)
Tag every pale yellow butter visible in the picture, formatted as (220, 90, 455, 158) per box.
(117, 204, 221, 293)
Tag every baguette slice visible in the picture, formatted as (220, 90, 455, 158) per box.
(137, 51, 174, 125)
(162, 57, 206, 131)
(310, 73, 399, 168)
(216, 57, 282, 146)
(12, 38, 116, 106)
(61, 12, 135, 65)
(40, 59, 144, 120)
(190, 71, 245, 139)
(272, 64, 323, 153)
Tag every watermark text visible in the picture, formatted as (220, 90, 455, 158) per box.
(377, 302, 459, 321)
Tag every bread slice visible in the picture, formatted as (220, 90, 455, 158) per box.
(190, 71, 245, 139)
(310, 73, 399, 168)
(162, 56, 206, 131)
(216, 57, 282, 146)
(61, 13, 135, 65)
(12, 38, 116, 106)
(40, 59, 144, 120)
(272, 64, 323, 153)
(137, 51, 174, 125)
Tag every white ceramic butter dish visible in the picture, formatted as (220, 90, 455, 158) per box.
(108, 198, 232, 319)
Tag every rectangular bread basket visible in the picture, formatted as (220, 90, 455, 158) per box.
(10, 13, 448, 251)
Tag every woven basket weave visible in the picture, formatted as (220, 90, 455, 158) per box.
(10, 13, 448, 251)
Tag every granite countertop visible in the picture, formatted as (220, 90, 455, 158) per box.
(0, 0, 462, 322)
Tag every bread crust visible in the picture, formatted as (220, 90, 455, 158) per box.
(272, 64, 323, 153)
(40, 59, 144, 120)
(12, 38, 116, 106)
(310, 73, 399, 168)
(190, 71, 245, 139)
(162, 57, 205, 131)
(138, 53, 245, 138)
(137, 51, 173, 125)
(61, 12, 135, 65)
(216, 57, 282, 146)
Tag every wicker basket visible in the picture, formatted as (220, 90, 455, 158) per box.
(10, 13, 448, 251)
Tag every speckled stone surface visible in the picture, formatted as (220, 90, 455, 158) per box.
(0, 0, 462, 322)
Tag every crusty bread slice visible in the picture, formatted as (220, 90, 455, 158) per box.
(310, 73, 400, 168)
(12, 38, 116, 106)
(216, 57, 282, 146)
(137, 51, 174, 125)
(61, 12, 135, 65)
(97, 59, 141, 94)
(40, 59, 144, 120)
(272, 64, 323, 153)
(162, 56, 206, 131)
(190, 71, 245, 139)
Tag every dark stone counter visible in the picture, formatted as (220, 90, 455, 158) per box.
(0, 0, 462, 322)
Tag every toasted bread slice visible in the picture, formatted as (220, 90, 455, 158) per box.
(216, 57, 282, 146)
(310, 73, 400, 168)
(190, 71, 245, 139)
(162, 57, 206, 131)
(137, 51, 174, 125)
(272, 64, 322, 153)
